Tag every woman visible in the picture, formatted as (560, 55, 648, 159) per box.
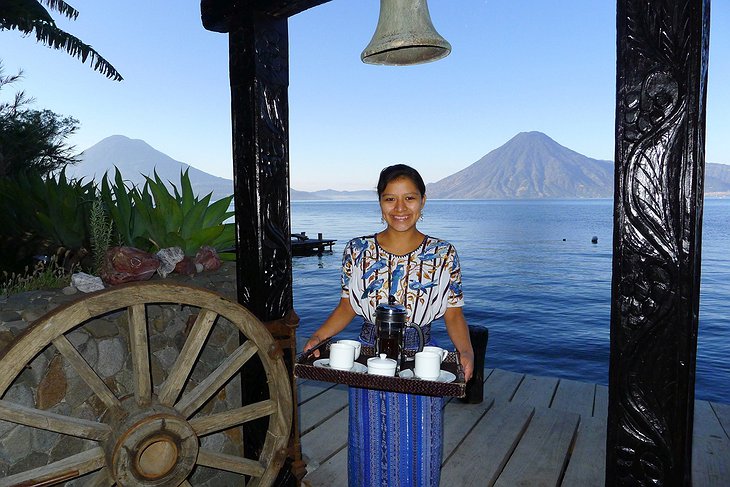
(304, 164, 474, 486)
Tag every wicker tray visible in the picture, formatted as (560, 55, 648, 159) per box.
(294, 339, 466, 398)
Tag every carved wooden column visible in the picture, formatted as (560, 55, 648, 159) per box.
(227, 7, 301, 485)
(201, 2, 331, 484)
(608, 1, 710, 485)
(228, 10, 292, 322)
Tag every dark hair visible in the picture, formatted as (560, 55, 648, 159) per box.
(376, 164, 426, 197)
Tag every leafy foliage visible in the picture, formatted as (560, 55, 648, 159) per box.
(100, 168, 235, 257)
(0, 168, 94, 246)
(0, 167, 235, 275)
(0, 66, 80, 177)
(0, 0, 122, 80)
(0, 169, 94, 272)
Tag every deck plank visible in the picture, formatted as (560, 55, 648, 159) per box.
(298, 379, 336, 404)
(494, 408, 580, 487)
(302, 447, 348, 486)
(710, 402, 730, 440)
(692, 400, 730, 486)
(442, 397, 495, 463)
(511, 374, 559, 409)
(551, 379, 595, 416)
(440, 403, 534, 486)
(484, 369, 524, 403)
(561, 417, 607, 487)
(593, 384, 608, 419)
(299, 384, 348, 435)
(301, 407, 348, 468)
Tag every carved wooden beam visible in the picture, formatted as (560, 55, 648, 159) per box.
(201, 0, 332, 32)
(608, 0, 710, 485)
(263, 0, 333, 18)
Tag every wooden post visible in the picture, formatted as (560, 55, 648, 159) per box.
(201, 2, 333, 484)
(227, 6, 301, 485)
(460, 325, 488, 404)
(608, 1, 710, 485)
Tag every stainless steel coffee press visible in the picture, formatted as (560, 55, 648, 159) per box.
(375, 296, 424, 369)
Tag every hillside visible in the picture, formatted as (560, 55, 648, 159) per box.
(427, 132, 614, 199)
(68, 136, 373, 201)
(68, 134, 730, 201)
(66, 135, 234, 201)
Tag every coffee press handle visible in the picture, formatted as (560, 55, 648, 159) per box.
(406, 323, 425, 352)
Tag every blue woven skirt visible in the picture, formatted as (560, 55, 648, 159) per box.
(348, 386, 444, 486)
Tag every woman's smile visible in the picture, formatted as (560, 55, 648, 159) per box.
(379, 177, 425, 232)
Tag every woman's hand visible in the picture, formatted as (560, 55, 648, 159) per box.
(303, 298, 357, 359)
(459, 349, 475, 383)
(303, 335, 323, 358)
(442, 307, 475, 382)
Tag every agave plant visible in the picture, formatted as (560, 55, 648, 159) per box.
(100, 167, 235, 258)
(100, 167, 148, 249)
(0, 168, 94, 249)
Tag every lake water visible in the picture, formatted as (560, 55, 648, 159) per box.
(290, 199, 730, 404)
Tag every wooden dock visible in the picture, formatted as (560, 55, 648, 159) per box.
(298, 368, 730, 486)
(291, 233, 336, 256)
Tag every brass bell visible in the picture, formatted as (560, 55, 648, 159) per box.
(361, 0, 451, 66)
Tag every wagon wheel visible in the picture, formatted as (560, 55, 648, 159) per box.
(0, 282, 292, 487)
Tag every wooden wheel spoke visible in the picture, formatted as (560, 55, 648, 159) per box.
(175, 341, 257, 418)
(83, 467, 114, 486)
(190, 399, 276, 436)
(0, 447, 106, 487)
(128, 304, 152, 406)
(179, 481, 193, 487)
(158, 308, 218, 406)
(0, 399, 111, 441)
(196, 448, 265, 477)
(52, 335, 121, 410)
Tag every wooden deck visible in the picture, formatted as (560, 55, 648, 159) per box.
(297, 368, 730, 486)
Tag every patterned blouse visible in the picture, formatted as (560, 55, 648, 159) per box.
(341, 234, 464, 346)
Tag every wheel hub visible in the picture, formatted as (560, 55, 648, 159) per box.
(106, 398, 199, 487)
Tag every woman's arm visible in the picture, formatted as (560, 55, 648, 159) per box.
(303, 297, 357, 357)
(443, 307, 475, 382)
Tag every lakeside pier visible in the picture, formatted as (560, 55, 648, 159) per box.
(291, 232, 336, 256)
(298, 368, 730, 486)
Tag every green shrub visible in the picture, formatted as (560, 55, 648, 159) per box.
(100, 168, 235, 258)
(0, 169, 94, 271)
(0, 167, 235, 276)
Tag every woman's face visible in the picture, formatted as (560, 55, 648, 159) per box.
(379, 176, 426, 233)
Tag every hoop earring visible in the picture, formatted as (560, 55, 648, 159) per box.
(419, 213, 424, 221)
(381, 216, 386, 225)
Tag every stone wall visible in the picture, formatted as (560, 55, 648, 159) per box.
(0, 263, 258, 486)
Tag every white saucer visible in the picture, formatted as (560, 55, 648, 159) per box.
(313, 359, 367, 374)
(398, 369, 456, 383)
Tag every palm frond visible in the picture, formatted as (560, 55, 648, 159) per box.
(0, 0, 122, 81)
(0, 0, 55, 26)
(21, 18, 122, 80)
(40, 0, 78, 21)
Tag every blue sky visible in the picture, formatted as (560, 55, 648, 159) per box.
(1, 1, 728, 191)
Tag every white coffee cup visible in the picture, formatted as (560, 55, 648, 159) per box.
(329, 343, 355, 370)
(422, 346, 448, 362)
(337, 339, 361, 359)
(414, 351, 442, 380)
